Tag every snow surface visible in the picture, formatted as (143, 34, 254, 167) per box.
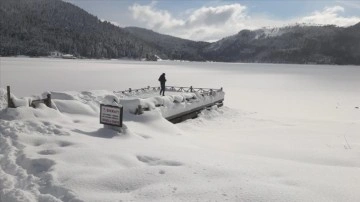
(0, 57, 360, 202)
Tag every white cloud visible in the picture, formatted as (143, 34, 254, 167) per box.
(186, 4, 247, 27)
(129, 3, 249, 41)
(336, 1, 360, 10)
(129, 3, 184, 30)
(129, 3, 360, 42)
(300, 6, 360, 26)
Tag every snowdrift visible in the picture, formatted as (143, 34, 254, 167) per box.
(0, 89, 226, 201)
(1, 58, 359, 202)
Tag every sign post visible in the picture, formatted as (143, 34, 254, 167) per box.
(100, 104, 123, 131)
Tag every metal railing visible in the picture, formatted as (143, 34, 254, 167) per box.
(115, 86, 223, 96)
(166, 86, 223, 96)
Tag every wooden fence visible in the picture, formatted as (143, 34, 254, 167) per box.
(6, 86, 52, 108)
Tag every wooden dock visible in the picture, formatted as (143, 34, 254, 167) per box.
(6, 85, 225, 124)
(118, 86, 225, 124)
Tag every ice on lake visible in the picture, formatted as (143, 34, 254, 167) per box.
(0, 57, 359, 202)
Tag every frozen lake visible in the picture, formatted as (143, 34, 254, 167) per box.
(1, 57, 360, 201)
(1, 57, 359, 119)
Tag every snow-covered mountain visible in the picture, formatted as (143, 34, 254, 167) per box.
(203, 24, 360, 64)
(1, 0, 360, 64)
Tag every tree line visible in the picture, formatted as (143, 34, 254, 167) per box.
(1, 0, 360, 64)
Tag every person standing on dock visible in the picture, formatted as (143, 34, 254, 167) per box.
(158, 73, 166, 96)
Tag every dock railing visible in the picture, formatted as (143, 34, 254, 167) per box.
(115, 86, 223, 96)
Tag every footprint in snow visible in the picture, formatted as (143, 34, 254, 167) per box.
(17, 155, 55, 175)
(137, 155, 183, 166)
(38, 149, 57, 155)
(33, 140, 45, 147)
(137, 133, 151, 139)
(58, 141, 73, 147)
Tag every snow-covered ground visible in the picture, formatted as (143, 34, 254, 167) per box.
(0, 57, 360, 202)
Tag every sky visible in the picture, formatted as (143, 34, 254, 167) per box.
(64, 0, 360, 41)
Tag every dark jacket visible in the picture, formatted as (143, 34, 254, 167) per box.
(158, 74, 166, 84)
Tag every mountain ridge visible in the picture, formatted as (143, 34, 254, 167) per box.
(1, 0, 360, 64)
(203, 24, 360, 64)
(124, 27, 209, 61)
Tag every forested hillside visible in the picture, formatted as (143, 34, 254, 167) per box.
(203, 24, 360, 64)
(0, 0, 162, 59)
(124, 27, 209, 61)
(1, 0, 360, 64)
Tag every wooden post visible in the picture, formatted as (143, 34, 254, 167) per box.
(190, 86, 193, 92)
(129, 88, 132, 92)
(7, 86, 15, 108)
(120, 106, 123, 127)
(46, 94, 52, 108)
(136, 105, 143, 115)
(7, 86, 10, 107)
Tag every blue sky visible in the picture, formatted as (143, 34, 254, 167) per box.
(65, 0, 360, 41)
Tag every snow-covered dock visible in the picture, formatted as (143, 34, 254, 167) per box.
(5, 86, 225, 124)
(116, 86, 225, 123)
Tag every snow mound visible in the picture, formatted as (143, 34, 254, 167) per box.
(12, 96, 31, 107)
(51, 92, 77, 100)
(0, 117, 81, 202)
(50, 90, 119, 116)
(53, 100, 98, 116)
(0, 105, 65, 121)
(0, 89, 8, 110)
